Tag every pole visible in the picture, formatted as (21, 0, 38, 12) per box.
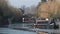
(8, 18, 11, 28)
(23, 18, 24, 23)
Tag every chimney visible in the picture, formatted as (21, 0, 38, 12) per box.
(48, 0, 55, 1)
(41, 0, 47, 2)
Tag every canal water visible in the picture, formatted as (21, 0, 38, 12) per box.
(0, 28, 36, 34)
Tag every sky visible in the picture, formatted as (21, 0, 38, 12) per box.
(8, 0, 41, 8)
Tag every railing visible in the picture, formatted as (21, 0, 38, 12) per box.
(7, 23, 60, 34)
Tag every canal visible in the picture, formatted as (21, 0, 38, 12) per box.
(0, 28, 36, 34)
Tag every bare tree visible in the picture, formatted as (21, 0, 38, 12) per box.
(0, 0, 22, 26)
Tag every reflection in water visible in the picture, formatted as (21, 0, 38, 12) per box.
(0, 33, 3, 34)
(0, 33, 8, 34)
(0, 28, 36, 34)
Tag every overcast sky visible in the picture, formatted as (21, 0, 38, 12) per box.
(8, 0, 41, 8)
